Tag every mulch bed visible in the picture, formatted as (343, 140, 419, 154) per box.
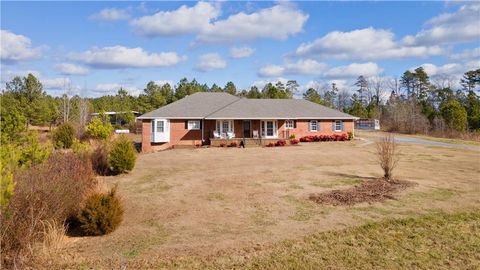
(309, 178, 415, 206)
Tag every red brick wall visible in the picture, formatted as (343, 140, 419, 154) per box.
(142, 118, 355, 151)
(141, 119, 152, 152)
(169, 119, 203, 146)
(281, 119, 354, 138)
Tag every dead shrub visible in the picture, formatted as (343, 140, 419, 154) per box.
(0, 152, 97, 268)
(91, 143, 109, 175)
(376, 133, 400, 181)
(76, 186, 124, 236)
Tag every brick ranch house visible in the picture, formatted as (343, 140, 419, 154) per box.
(137, 92, 358, 152)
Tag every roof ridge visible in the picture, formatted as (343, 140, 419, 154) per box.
(204, 96, 242, 118)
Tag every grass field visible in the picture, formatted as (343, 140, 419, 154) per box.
(55, 136, 480, 268)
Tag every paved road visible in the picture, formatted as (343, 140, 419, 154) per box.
(357, 132, 480, 152)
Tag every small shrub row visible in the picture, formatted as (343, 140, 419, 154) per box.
(299, 134, 348, 142)
(290, 139, 299, 145)
(266, 140, 288, 147)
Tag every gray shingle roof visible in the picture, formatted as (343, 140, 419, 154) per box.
(138, 92, 357, 120)
(137, 92, 240, 119)
(205, 98, 356, 119)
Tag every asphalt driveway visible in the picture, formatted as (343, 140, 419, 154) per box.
(357, 131, 480, 152)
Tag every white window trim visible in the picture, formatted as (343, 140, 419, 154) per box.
(216, 120, 234, 134)
(261, 120, 278, 138)
(156, 120, 164, 133)
(334, 120, 343, 132)
(309, 120, 318, 132)
(188, 120, 201, 130)
(285, 120, 294, 129)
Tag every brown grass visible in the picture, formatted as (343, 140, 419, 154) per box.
(53, 137, 480, 268)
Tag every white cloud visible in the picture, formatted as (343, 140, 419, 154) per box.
(68, 46, 186, 69)
(230, 46, 255, 58)
(93, 83, 142, 96)
(449, 47, 480, 61)
(54, 63, 89, 75)
(295, 27, 444, 60)
(130, 2, 221, 36)
(153, 80, 174, 87)
(403, 3, 480, 45)
(324, 62, 383, 78)
(258, 59, 327, 77)
(410, 61, 480, 88)
(251, 77, 289, 89)
(196, 3, 308, 43)
(0, 30, 43, 63)
(195, 53, 227, 72)
(42, 77, 71, 90)
(89, 8, 131, 21)
(131, 2, 308, 43)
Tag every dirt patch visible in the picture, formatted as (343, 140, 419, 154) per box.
(309, 179, 415, 206)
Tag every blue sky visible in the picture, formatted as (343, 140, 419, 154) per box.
(1, 1, 479, 97)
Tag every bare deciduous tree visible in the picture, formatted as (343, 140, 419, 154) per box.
(376, 133, 400, 181)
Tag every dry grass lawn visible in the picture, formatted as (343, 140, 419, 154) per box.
(56, 136, 480, 268)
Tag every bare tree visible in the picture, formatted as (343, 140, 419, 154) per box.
(431, 74, 455, 89)
(337, 89, 350, 111)
(368, 76, 386, 106)
(376, 133, 400, 182)
(61, 80, 72, 123)
(385, 77, 400, 95)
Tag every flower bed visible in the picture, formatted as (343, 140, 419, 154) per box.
(299, 134, 349, 142)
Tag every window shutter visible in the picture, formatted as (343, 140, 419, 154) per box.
(332, 121, 335, 131)
(308, 121, 311, 132)
(341, 121, 344, 131)
(316, 121, 319, 131)
(294, 120, 297, 129)
(185, 120, 188, 129)
(200, 120, 203, 129)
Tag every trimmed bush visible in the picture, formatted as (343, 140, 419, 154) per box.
(266, 142, 275, 147)
(52, 123, 75, 149)
(86, 117, 113, 140)
(275, 140, 287, 147)
(228, 142, 238, 147)
(290, 139, 299, 145)
(108, 136, 136, 174)
(76, 187, 124, 236)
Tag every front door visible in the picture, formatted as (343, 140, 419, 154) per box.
(243, 120, 251, 138)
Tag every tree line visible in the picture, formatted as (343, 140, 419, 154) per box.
(1, 68, 479, 142)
